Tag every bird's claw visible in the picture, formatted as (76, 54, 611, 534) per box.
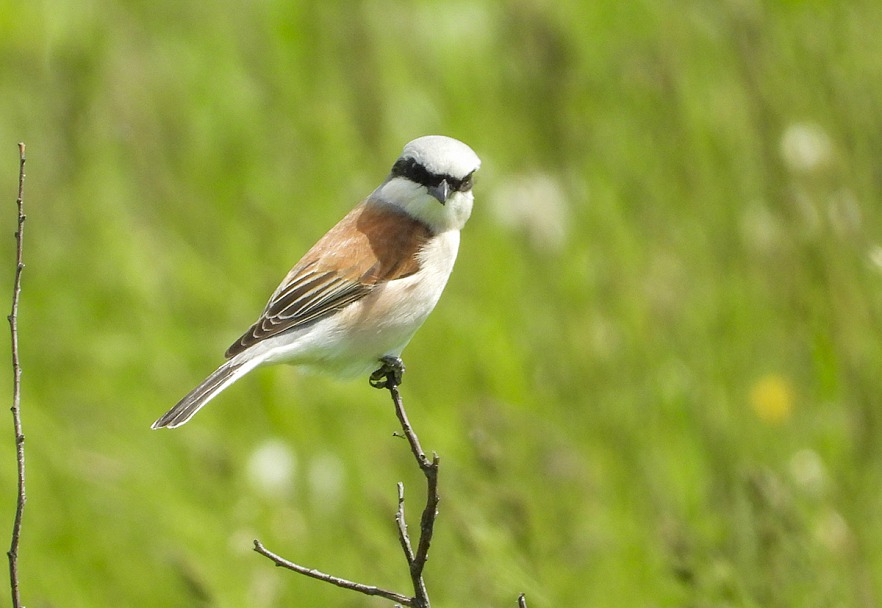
(370, 356, 405, 389)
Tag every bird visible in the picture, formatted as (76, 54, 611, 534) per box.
(152, 135, 481, 429)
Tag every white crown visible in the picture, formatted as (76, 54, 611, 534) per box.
(400, 136, 481, 179)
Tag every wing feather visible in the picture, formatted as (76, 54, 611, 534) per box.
(225, 201, 432, 358)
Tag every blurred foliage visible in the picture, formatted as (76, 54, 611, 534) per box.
(1, 0, 882, 606)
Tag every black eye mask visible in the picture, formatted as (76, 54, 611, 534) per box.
(391, 157, 475, 193)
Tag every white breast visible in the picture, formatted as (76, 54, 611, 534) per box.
(250, 230, 461, 378)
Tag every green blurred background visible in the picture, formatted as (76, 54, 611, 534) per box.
(1, 0, 882, 606)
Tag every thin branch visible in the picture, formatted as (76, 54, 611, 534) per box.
(7, 142, 27, 608)
(388, 382, 438, 607)
(518, 592, 528, 608)
(396, 482, 415, 566)
(388, 382, 432, 469)
(253, 539, 412, 605)
(254, 366, 441, 608)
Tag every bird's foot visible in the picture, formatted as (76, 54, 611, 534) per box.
(370, 356, 405, 389)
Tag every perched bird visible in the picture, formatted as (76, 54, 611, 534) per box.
(152, 135, 481, 429)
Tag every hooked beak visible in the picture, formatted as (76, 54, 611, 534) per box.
(427, 179, 450, 205)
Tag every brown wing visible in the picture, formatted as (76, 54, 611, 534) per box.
(224, 201, 432, 358)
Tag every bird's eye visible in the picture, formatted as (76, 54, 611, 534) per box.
(458, 173, 474, 192)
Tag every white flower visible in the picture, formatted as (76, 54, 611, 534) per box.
(490, 172, 570, 253)
(308, 452, 346, 514)
(868, 245, 882, 272)
(780, 122, 833, 173)
(247, 439, 297, 498)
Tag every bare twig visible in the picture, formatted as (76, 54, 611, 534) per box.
(254, 367, 441, 607)
(388, 382, 431, 469)
(7, 142, 27, 608)
(396, 482, 416, 566)
(518, 592, 528, 607)
(388, 382, 438, 607)
(253, 539, 411, 605)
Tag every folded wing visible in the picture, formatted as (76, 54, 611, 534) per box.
(225, 201, 432, 358)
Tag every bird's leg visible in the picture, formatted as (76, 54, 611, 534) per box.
(370, 356, 405, 389)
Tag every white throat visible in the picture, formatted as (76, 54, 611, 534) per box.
(371, 177, 474, 233)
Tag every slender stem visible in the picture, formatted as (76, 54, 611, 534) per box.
(389, 383, 432, 470)
(388, 382, 438, 608)
(7, 142, 27, 608)
(518, 592, 528, 608)
(254, 367, 442, 608)
(396, 482, 415, 566)
(253, 540, 413, 606)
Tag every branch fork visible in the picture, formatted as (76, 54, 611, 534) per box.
(254, 363, 440, 607)
(254, 360, 529, 607)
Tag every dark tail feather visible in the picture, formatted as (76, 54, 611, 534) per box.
(152, 359, 250, 429)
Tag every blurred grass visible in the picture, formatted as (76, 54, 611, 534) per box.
(1, 0, 882, 606)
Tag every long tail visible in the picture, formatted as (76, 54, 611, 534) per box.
(152, 358, 260, 429)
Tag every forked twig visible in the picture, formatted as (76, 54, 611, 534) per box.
(7, 143, 27, 608)
(253, 366, 527, 606)
(388, 381, 438, 606)
(254, 368, 439, 607)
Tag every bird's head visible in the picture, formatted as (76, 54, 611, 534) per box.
(374, 135, 481, 233)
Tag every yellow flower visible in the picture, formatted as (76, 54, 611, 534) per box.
(750, 374, 795, 424)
